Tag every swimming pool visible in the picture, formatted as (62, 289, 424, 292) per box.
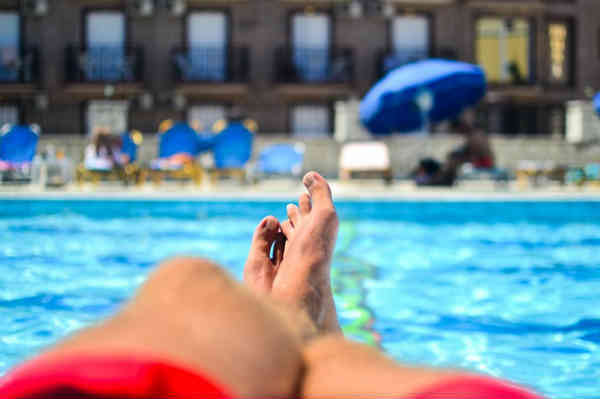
(0, 199, 599, 397)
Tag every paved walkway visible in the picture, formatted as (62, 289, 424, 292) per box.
(1, 179, 600, 201)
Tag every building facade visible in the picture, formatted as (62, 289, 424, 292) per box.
(0, 0, 598, 136)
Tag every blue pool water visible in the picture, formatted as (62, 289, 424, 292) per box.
(1, 199, 600, 397)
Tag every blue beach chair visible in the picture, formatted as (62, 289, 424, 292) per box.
(149, 122, 213, 185)
(0, 124, 40, 182)
(255, 143, 305, 178)
(211, 120, 254, 183)
(121, 130, 142, 163)
(580, 163, 600, 187)
(565, 163, 600, 187)
(120, 130, 144, 185)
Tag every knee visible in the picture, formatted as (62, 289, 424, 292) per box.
(154, 256, 228, 283)
(134, 257, 234, 308)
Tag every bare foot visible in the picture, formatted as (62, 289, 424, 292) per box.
(243, 172, 341, 336)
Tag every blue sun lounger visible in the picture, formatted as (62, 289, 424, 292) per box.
(0, 124, 40, 182)
(211, 121, 253, 183)
(255, 143, 305, 178)
(149, 122, 213, 185)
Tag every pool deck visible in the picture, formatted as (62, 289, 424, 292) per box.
(1, 179, 600, 201)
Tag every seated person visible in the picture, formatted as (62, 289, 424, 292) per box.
(0, 172, 542, 399)
(450, 121, 494, 170)
(84, 127, 127, 171)
(414, 121, 495, 186)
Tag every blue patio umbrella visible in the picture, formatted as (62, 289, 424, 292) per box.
(594, 93, 600, 116)
(360, 59, 487, 135)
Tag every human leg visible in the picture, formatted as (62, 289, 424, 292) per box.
(36, 257, 305, 398)
(243, 172, 542, 399)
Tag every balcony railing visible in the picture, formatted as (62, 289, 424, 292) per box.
(275, 46, 354, 84)
(376, 47, 457, 78)
(65, 45, 144, 83)
(171, 45, 249, 83)
(0, 46, 39, 84)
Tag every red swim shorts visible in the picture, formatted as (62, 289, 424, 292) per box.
(0, 354, 231, 399)
(415, 375, 543, 399)
(0, 354, 541, 399)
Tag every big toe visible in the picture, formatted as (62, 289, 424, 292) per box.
(244, 216, 280, 290)
(303, 172, 333, 209)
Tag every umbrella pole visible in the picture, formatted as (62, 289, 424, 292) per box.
(416, 90, 434, 136)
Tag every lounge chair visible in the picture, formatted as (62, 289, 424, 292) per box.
(120, 130, 144, 185)
(149, 122, 212, 185)
(76, 130, 143, 185)
(515, 160, 566, 188)
(254, 143, 305, 179)
(339, 141, 393, 184)
(566, 163, 600, 187)
(0, 124, 40, 183)
(210, 120, 254, 184)
(457, 164, 511, 186)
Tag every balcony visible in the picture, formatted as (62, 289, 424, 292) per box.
(171, 45, 250, 99)
(376, 47, 457, 79)
(276, 46, 354, 84)
(172, 45, 249, 83)
(64, 44, 144, 98)
(0, 46, 39, 96)
(275, 46, 354, 99)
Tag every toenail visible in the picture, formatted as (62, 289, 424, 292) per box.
(265, 218, 276, 230)
(304, 172, 315, 187)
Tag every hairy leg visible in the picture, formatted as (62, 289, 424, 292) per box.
(43, 257, 305, 399)
(301, 335, 460, 399)
(241, 173, 540, 399)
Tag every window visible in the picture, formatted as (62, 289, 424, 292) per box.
(0, 12, 20, 82)
(0, 105, 19, 127)
(385, 15, 429, 72)
(86, 101, 129, 136)
(292, 13, 331, 82)
(476, 17, 533, 84)
(500, 103, 539, 135)
(188, 105, 226, 133)
(85, 11, 126, 81)
(291, 105, 330, 138)
(186, 12, 228, 81)
(548, 105, 565, 137)
(548, 21, 572, 85)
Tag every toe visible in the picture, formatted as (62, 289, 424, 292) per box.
(244, 216, 280, 291)
(303, 172, 333, 210)
(250, 216, 280, 257)
(281, 220, 294, 239)
(299, 193, 311, 215)
(287, 203, 300, 227)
